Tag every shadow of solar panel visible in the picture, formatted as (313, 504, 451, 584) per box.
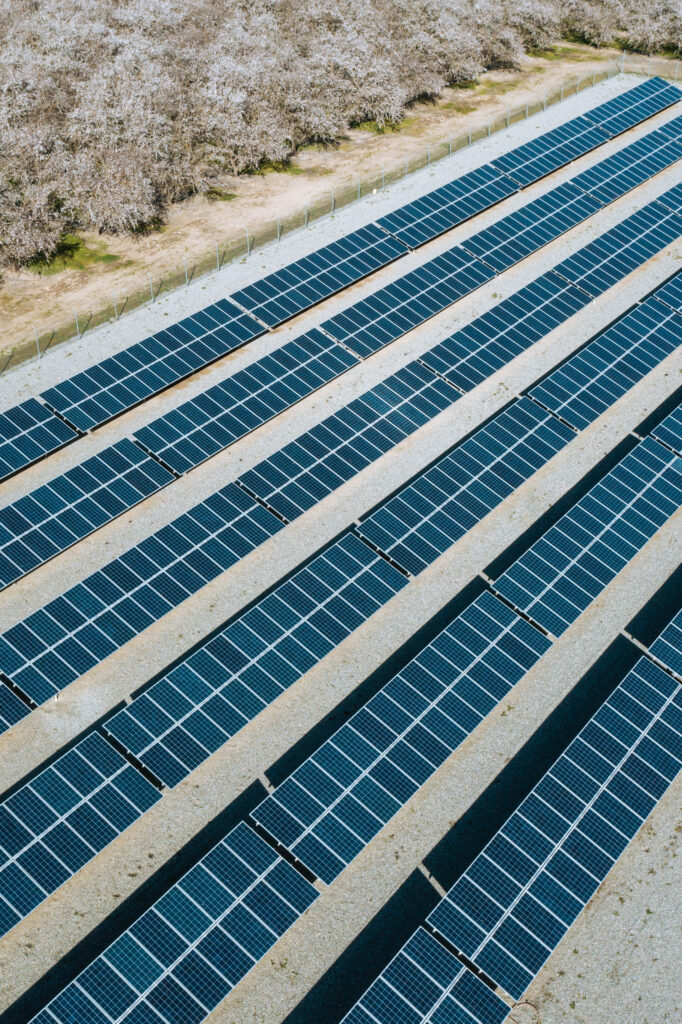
(0, 399, 77, 483)
(342, 927, 509, 1024)
(492, 115, 611, 187)
(357, 398, 575, 576)
(134, 330, 358, 474)
(0, 684, 29, 737)
(40, 300, 265, 432)
(0, 439, 175, 591)
(494, 435, 682, 637)
(528, 297, 681, 431)
(377, 164, 519, 249)
(427, 657, 681, 1000)
(583, 76, 682, 138)
(651, 269, 682, 312)
(104, 533, 407, 787)
(420, 271, 590, 392)
(253, 592, 550, 884)
(0, 483, 284, 706)
(0, 732, 160, 940)
(650, 607, 682, 678)
(30, 822, 318, 1024)
(238, 360, 458, 523)
(651, 404, 682, 457)
(461, 182, 603, 273)
(231, 224, 409, 327)
(320, 247, 496, 358)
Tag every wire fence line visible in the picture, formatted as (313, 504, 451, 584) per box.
(3, 55, 679, 375)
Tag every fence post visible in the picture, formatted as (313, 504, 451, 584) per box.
(33, 326, 40, 359)
(621, 49, 626, 72)
(75, 311, 80, 338)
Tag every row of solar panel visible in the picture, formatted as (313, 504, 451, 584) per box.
(1, 77, 678, 488)
(342, 651, 682, 1024)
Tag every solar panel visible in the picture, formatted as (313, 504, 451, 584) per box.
(651, 269, 682, 312)
(461, 181, 603, 273)
(582, 76, 682, 138)
(104, 533, 407, 787)
(654, 179, 682, 214)
(30, 821, 318, 1024)
(0, 399, 78, 483)
(376, 164, 519, 249)
(341, 927, 509, 1024)
(494, 437, 682, 637)
(0, 732, 160, 940)
(550, 198, 682, 297)
(419, 271, 590, 392)
(252, 591, 550, 884)
(135, 330, 358, 475)
(0, 684, 29, 737)
(651, 403, 682, 457)
(492, 114, 611, 187)
(0, 439, 175, 591)
(649, 608, 682, 678)
(528, 297, 681, 431)
(0, 483, 284, 707)
(356, 398, 575, 576)
(571, 114, 682, 205)
(319, 247, 496, 359)
(238, 361, 458, 523)
(40, 299, 265, 432)
(426, 656, 681, 1000)
(231, 224, 409, 327)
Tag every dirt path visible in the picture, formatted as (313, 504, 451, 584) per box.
(0, 44, 670, 355)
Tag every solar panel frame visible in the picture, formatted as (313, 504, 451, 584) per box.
(649, 608, 682, 679)
(0, 684, 29, 737)
(0, 399, 78, 484)
(650, 270, 682, 313)
(650, 403, 682, 457)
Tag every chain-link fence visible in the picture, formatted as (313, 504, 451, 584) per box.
(4, 54, 679, 374)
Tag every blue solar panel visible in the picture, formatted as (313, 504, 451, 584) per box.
(0, 684, 29, 737)
(357, 398, 575, 576)
(494, 437, 682, 636)
(528, 297, 681, 431)
(492, 115, 610, 187)
(320, 247, 496, 358)
(341, 927, 509, 1024)
(651, 270, 682, 312)
(0, 732, 160, 940)
(651, 403, 682, 457)
(427, 656, 681, 1000)
(30, 822, 318, 1024)
(0, 439, 175, 591)
(655, 180, 682, 214)
(377, 164, 519, 249)
(649, 608, 682, 678)
(0, 483, 284, 706)
(0, 399, 77, 483)
(231, 224, 409, 327)
(40, 300, 265, 432)
(461, 181, 603, 273)
(420, 271, 590, 392)
(134, 330, 358, 475)
(104, 533, 407, 787)
(239, 361, 458, 523)
(252, 591, 550, 884)
(582, 76, 682, 138)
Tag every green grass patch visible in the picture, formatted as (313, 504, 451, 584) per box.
(205, 187, 237, 201)
(448, 80, 478, 89)
(28, 234, 120, 276)
(353, 119, 401, 134)
(257, 159, 306, 175)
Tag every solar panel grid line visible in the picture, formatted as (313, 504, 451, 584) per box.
(649, 608, 682, 680)
(426, 658, 682, 999)
(650, 269, 682, 313)
(0, 399, 79, 484)
(582, 76, 682, 138)
(0, 682, 30, 737)
(650, 403, 682, 457)
(491, 116, 612, 188)
(103, 533, 407, 788)
(251, 592, 551, 884)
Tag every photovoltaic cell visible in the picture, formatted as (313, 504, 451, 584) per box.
(649, 608, 682, 679)
(583, 76, 682, 138)
(30, 822, 318, 1024)
(134, 330, 358, 475)
(0, 399, 77, 483)
(0, 732, 160, 940)
(461, 182, 603, 273)
(427, 657, 681, 1000)
(0, 439, 175, 591)
(655, 179, 682, 213)
(377, 164, 519, 249)
(651, 403, 682, 457)
(40, 300, 265, 432)
(0, 685, 29, 737)
(252, 591, 550, 884)
(320, 247, 496, 358)
(494, 437, 682, 636)
(420, 271, 590, 392)
(230, 224, 409, 327)
(528, 297, 681, 431)
(104, 533, 407, 787)
(0, 483, 284, 706)
(238, 361, 458, 523)
(651, 269, 682, 312)
(357, 398, 575, 576)
(492, 115, 610, 187)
